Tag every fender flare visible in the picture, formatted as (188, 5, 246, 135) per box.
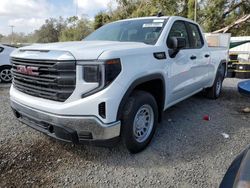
(210, 59, 227, 86)
(218, 59, 227, 78)
(116, 73, 166, 121)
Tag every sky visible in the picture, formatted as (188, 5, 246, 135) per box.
(0, 0, 117, 35)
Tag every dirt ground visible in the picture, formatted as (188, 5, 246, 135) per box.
(0, 79, 250, 187)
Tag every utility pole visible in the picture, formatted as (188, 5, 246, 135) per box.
(75, 0, 78, 27)
(194, 0, 197, 22)
(75, 0, 78, 17)
(9, 25, 14, 44)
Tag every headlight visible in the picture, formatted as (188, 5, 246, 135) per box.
(104, 59, 121, 86)
(80, 58, 122, 97)
(83, 65, 101, 83)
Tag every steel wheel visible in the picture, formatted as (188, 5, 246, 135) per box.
(133, 104, 154, 143)
(121, 90, 158, 153)
(216, 76, 222, 96)
(203, 71, 224, 99)
(0, 68, 12, 82)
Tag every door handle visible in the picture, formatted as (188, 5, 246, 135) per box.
(205, 54, 210, 58)
(190, 55, 196, 60)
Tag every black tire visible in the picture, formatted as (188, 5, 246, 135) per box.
(0, 66, 12, 83)
(204, 73, 223, 99)
(121, 90, 158, 153)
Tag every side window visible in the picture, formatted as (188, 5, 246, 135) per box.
(167, 21, 190, 48)
(0, 47, 4, 53)
(188, 23, 204, 48)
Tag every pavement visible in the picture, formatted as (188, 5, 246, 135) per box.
(0, 79, 250, 187)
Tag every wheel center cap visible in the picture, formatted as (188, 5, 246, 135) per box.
(136, 116, 145, 129)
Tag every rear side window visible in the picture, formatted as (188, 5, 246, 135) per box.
(187, 23, 204, 48)
(0, 47, 4, 53)
(167, 21, 190, 48)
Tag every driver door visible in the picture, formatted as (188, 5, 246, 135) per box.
(166, 21, 199, 104)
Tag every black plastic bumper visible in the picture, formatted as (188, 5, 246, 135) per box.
(10, 100, 121, 147)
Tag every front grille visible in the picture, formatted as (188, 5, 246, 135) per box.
(11, 57, 76, 102)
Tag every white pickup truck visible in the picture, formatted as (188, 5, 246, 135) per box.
(10, 16, 228, 153)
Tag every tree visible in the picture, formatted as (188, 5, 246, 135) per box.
(59, 16, 93, 41)
(188, 0, 195, 20)
(0, 34, 4, 41)
(2, 0, 250, 45)
(0, 32, 32, 44)
(35, 18, 66, 43)
(199, 0, 250, 35)
(94, 12, 111, 29)
(213, 14, 250, 33)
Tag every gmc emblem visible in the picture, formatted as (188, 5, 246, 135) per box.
(16, 65, 39, 76)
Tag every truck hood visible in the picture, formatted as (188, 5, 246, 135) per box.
(16, 41, 151, 60)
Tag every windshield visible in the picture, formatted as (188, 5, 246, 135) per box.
(84, 19, 168, 45)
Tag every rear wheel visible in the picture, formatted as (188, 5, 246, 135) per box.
(0, 66, 12, 83)
(121, 90, 158, 153)
(204, 73, 223, 99)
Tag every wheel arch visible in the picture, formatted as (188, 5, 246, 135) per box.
(116, 73, 166, 122)
(0, 64, 12, 69)
(218, 59, 227, 78)
(210, 59, 227, 85)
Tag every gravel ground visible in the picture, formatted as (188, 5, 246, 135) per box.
(0, 79, 250, 187)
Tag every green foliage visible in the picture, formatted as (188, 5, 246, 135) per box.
(0, 16, 93, 44)
(93, 0, 181, 29)
(199, 0, 227, 32)
(188, 0, 195, 20)
(151, 0, 180, 15)
(198, 0, 250, 35)
(1, 0, 249, 44)
(109, 0, 250, 35)
(94, 12, 111, 29)
(0, 34, 3, 41)
(35, 18, 64, 43)
(0, 32, 33, 44)
(59, 17, 93, 41)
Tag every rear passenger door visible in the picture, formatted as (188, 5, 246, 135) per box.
(186, 22, 210, 88)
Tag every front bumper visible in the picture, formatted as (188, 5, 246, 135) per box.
(10, 100, 121, 145)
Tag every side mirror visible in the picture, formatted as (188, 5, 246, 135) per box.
(168, 37, 186, 58)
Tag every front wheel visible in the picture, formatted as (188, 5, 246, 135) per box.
(0, 66, 12, 83)
(121, 90, 158, 153)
